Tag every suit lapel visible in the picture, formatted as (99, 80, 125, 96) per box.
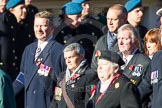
(123, 49, 141, 77)
(25, 41, 55, 89)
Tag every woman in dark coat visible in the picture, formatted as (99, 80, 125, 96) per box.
(87, 50, 142, 108)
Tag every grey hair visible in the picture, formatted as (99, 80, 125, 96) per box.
(105, 60, 119, 73)
(118, 24, 140, 43)
(63, 43, 85, 57)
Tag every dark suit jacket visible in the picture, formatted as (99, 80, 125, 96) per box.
(13, 40, 66, 108)
(138, 50, 162, 108)
(122, 50, 150, 86)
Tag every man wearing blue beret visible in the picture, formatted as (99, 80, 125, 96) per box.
(6, 0, 35, 108)
(72, 0, 90, 20)
(54, 2, 104, 65)
(125, 0, 147, 52)
(0, 0, 19, 79)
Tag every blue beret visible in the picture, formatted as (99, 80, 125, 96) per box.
(62, 2, 82, 15)
(124, 0, 142, 12)
(72, 0, 89, 4)
(6, 0, 24, 10)
(95, 50, 125, 66)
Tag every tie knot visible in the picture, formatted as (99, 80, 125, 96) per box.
(36, 47, 41, 53)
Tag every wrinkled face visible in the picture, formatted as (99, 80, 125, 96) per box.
(34, 17, 54, 41)
(65, 14, 81, 28)
(81, 1, 90, 16)
(118, 30, 137, 55)
(146, 41, 157, 56)
(64, 50, 83, 72)
(97, 59, 114, 83)
(107, 8, 125, 33)
(10, 4, 27, 22)
(128, 7, 143, 24)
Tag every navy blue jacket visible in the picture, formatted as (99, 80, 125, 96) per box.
(13, 40, 66, 108)
(138, 50, 162, 108)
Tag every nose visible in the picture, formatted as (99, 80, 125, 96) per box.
(97, 65, 102, 70)
(118, 38, 123, 45)
(77, 17, 82, 23)
(146, 43, 150, 48)
(86, 4, 90, 9)
(139, 10, 143, 17)
(108, 19, 113, 25)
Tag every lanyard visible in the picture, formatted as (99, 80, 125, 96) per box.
(95, 73, 121, 105)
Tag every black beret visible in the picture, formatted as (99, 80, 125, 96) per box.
(95, 50, 125, 66)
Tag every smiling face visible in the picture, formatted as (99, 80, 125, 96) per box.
(9, 4, 27, 22)
(146, 41, 157, 56)
(34, 17, 54, 42)
(64, 50, 83, 73)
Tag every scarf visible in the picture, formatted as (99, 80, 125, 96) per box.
(65, 59, 87, 82)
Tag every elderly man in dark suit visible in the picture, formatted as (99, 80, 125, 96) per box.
(117, 24, 150, 86)
(13, 11, 66, 108)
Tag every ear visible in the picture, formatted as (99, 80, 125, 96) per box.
(80, 54, 84, 60)
(9, 8, 14, 13)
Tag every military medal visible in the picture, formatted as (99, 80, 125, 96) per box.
(151, 70, 158, 84)
(115, 82, 119, 88)
(38, 64, 51, 76)
(54, 87, 62, 101)
(132, 64, 143, 77)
